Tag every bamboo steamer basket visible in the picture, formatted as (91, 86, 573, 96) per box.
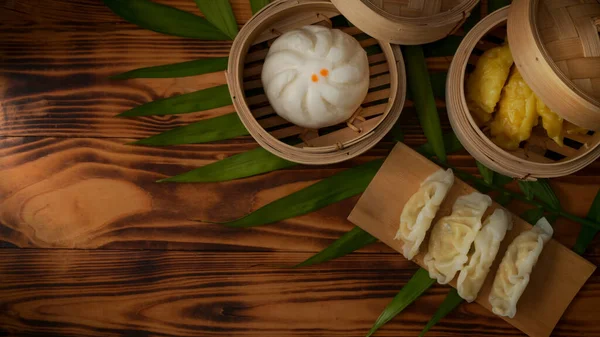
(332, 0, 480, 45)
(447, 2, 600, 179)
(227, 0, 406, 165)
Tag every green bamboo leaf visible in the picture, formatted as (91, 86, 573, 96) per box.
(406, 73, 447, 100)
(453, 168, 491, 192)
(133, 112, 248, 146)
(423, 35, 464, 58)
(111, 57, 228, 79)
(518, 180, 534, 201)
(533, 179, 561, 209)
(474, 162, 494, 194)
(574, 226, 596, 255)
(449, 163, 600, 231)
(194, 0, 238, 40)
(403, 45, 447, 163)
(494, 173, 513, 206)
(419, 288, 464, 337)
(119, 84, 232, 117)
(476, 161, 494, 185)
(287, 133, 463, 268)
(103, 0, 229, 40)
(160, 146, 295, 182)
(496, 193, 512, 206)
(521, 208, 544, 224)
(574, 189, 600, 255)
(295, 227, 377, 267)
(518, 179, 560, 210)
(367, 268, 435, 337)
(160, 115, 396, 184)
(184, 130, 456, 228)
(418, 132, 463, 158)
(250, 0, 270, 14)
(475, 162, 512, 204)
(221, 159, 384, 228)
(494, 173, 514, 187)
(545, 213, 559, 225)
(430, 72, 447, 100)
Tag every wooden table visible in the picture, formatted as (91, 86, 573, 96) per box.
(1, 1, 599, 336)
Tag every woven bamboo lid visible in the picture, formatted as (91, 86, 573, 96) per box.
(508, 0, 600, 130)
(331, 0, 480, 44)
(447, 6, 600, 179)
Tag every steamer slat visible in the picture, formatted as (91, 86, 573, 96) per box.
(447, 4, 600, 178)
(227, 0, 405, 165)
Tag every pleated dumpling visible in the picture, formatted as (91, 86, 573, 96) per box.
(424, 192, 492, 284)
(489, 217, 553, 318)
(395, 168, 455, 260)
(457, 209, 512, 302)
(490, 68, 539, 150)
(466, 43, 514, 126)
(261, 25, 370, 129)
(537, 99, 564, 146)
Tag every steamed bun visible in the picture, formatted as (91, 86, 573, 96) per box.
(261, 25, 370, 129)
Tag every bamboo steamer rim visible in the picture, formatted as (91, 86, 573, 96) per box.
(446, 6, 600, 179)
(335, 0, 479, 23)
(508, 0, 600, 130)
(331, 0, 480, 45)
(227, 0, 406, 165)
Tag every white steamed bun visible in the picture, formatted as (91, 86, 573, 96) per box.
(261, 25, 370, 129)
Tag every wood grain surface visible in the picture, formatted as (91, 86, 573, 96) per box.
(349, 143, 596, 337)
(1, 250, 600, 337)
(1, 0, 600, 336)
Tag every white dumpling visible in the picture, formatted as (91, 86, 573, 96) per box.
(457, 209, 512, 302)
(261, 25, 370, 129)
(424, 192, 492, 284)
(395, 169, 454, 260)
(489, 217, 553, 318)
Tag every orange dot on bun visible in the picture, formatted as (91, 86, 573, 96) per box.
(311, 74, 319, 82)
(320, 68, 329, 77)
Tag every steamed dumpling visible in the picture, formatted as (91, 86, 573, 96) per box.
(466, 43, 514, 126)
(395, 169, 455, 260)
(261, 25, 370, 129)
(489, 217, 553, 318)
(490, 68, 539, 150)
(424, 192, 492, 284)
(457, 209, 511, 302)
(537, 99, 564, 146)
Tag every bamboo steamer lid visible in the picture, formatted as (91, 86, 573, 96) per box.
(331, 0, 480, 45)
(508, 0, 600, 130)
(446, 6, 600, 179)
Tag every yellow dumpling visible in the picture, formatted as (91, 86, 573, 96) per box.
(536, 100, 563, 146)
(490, 68, 538, 150)
(466, 44, 514, 126)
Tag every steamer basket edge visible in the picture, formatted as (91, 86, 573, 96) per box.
(331, 0, 480, 45)
(226, 0, 406, 165)
(508, 0, 600, 131)
(446, 6, 600, 179)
